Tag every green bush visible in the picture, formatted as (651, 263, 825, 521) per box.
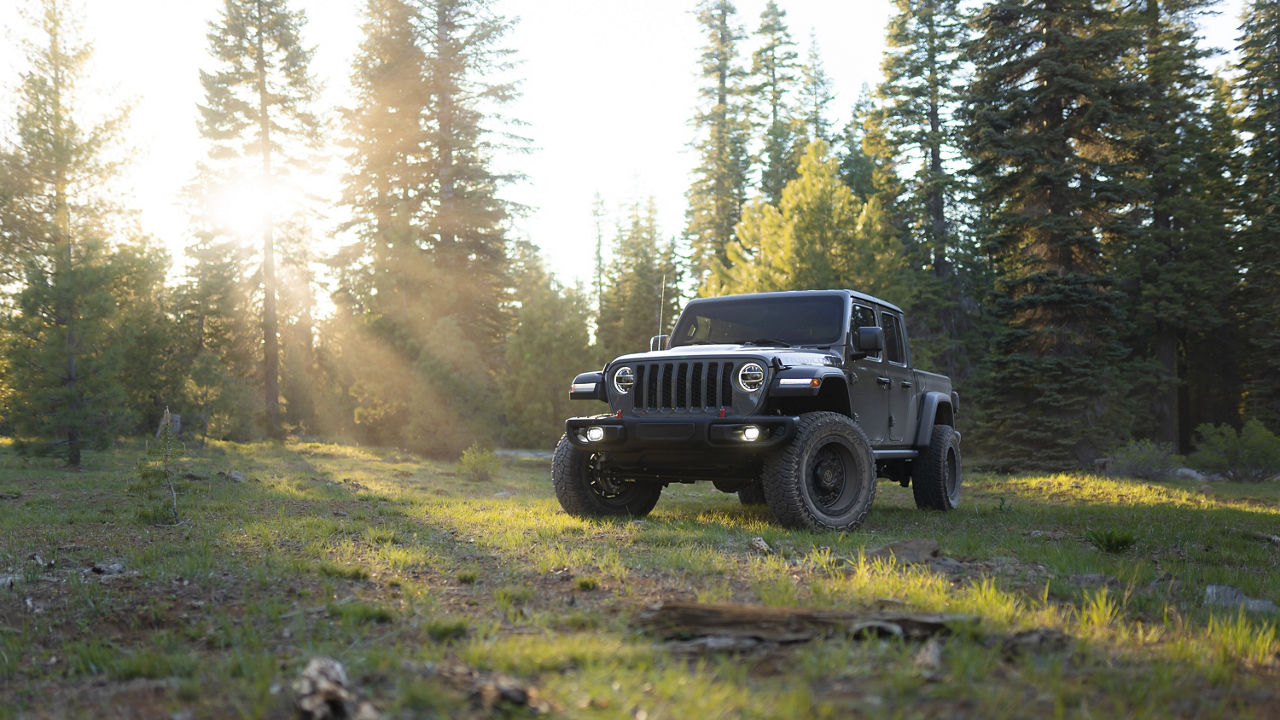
(457, 443, 501, 482)
(1084, 528, 1136, 554)
(1110, 439, 1180, 481)
(1189, 420, 1280, 483)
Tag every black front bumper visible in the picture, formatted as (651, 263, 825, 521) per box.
(565, 415, 796, 452)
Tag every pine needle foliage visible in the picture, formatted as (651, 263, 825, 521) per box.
(962, 0, 1140, 470)
(0, 0, 132, 466)
(687, 0, 753, 283)
(1235, 0, 1280, 429)
(196, 0, 321, 439)
(329, 0, 521, 456)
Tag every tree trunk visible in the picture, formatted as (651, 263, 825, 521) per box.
(255, 0, 281, 439)
(50, 20, 81, 467)
(1153, 320, 1179, 449)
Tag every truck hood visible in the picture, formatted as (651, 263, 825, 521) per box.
(610, 345, 841, 368)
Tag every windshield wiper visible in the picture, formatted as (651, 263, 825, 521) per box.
(742, 338, 791, 347)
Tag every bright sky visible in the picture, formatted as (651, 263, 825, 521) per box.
(0, 0, 1247, 289)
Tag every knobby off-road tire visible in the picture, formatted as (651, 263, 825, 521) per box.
(737, 481, 767, 506)
(552, 435, 661, 518)
(913, 424, 961, 511)
(761, 412, 876, 530)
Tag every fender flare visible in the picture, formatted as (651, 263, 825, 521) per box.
(914, 392, 954, 449)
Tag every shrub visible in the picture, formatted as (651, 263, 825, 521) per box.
(1110, 439, 1180, 481)
(1084, 528, 1136, 554)
(1189, 420, 1280, 483)
(457, 443, 501, 482)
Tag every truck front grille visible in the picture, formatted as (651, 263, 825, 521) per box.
(632, 361, 738, 413)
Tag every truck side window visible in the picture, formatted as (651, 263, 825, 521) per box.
(851, 304, 880, 360)
(882, 313, 906, 365)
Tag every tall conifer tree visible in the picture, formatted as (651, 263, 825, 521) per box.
(0, 0, 130, 465)
(687, 0, 751, 283)
(597, 200, 682, 362)
(750, 1, 800, 205)
(172, 226, 259, 440)
(836, 88, 880, 203)
(963, 0, 1138, 469)
(874, 0, 973, 379)
(502, 242, 593, 447)
(419, 0, 517, 352)
(798, 33, 835, 145)
(1110, 0, 1238, 448)
(1180, 75, 1245, 435)
(1235, 0, 1280, 428)
(335, 0, 429, 321)
(334, 0, 519, 454)
(197, 0, 319, 439)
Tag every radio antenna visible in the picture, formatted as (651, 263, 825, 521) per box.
(657, 273, 667, 337)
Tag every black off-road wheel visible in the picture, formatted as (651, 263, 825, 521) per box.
(737, 481, 767, 506)
(913, 425, 961, 511)
(761, 412, 876, 530)
(552, 436, 661, 518)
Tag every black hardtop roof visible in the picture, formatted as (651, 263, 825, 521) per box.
(682, 289, 903, 315)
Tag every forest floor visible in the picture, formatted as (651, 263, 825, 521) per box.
(1, 438, 1278, 719)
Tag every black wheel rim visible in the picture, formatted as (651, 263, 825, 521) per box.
(804, 441, 861, 517)
(585, 452, 638, 508)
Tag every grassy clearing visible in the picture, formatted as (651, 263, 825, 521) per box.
(0, 438, 1277, 718)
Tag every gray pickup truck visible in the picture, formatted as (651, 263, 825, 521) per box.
(554, 289, 961, 530)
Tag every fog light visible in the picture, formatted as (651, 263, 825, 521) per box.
(742, 426, 761, 442)
(586, 426, 605, 442)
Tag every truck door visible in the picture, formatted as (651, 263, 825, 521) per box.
(879, 311, 913, 445)
(846, 303, 887, 443)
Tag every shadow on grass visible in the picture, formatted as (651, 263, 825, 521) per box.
(2, 441, 1276, 718)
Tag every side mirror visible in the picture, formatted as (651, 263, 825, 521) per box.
(649, 334, 669, 352)
(849, 326, 884, 358)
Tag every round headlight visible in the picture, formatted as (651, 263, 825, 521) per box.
(613, 366, 635, 394)
(737, 362, 766, 392)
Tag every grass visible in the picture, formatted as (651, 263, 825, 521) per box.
(0, 437, 1278, 718)
(1084, 527, 1138, 554)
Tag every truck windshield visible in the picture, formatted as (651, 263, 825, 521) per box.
(669, 295, 846, 348)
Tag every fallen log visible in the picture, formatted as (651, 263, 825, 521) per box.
(635, 601, 968, 646)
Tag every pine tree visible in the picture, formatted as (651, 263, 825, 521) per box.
(333, 0, 520, 456)
(1235, 0, 1280, 429)
(836, 87, 879, 202)
(276, 224, 319, 432)
(749, 0, 800, 205)
(502, 242, 593, 447)
(798, 32, 835, 145)
(686, 0, 752, 282)
(172, 226, 260, 440)
(334, 0, 429, 319)
(196, 0, 320, 439)
(591, 192, 607, 315)
(962, 0, 1140, 469)
(1180, 74, 1246, 436)
(712, 141, 905, 299)
(874, 0, 973, 379)
(418, 0, 518, 352)
(0, 0, 130, 465)
(597, 200, 682, 362)
(1109, 0, 1239, 448)
(110, 240, 187, 434)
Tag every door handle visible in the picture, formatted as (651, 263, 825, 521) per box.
(901, 381, 913, 389)
(876, 376, 891, 386)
